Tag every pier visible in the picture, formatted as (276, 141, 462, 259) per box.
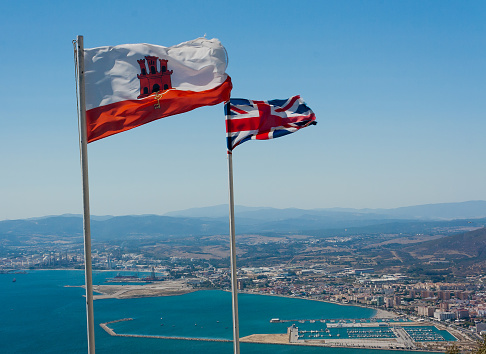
(270, 317, 409, 324)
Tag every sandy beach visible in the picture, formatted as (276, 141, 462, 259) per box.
(373, 308, 398, 318)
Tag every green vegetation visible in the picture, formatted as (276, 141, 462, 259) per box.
(476, 335, 486, 354)
(445, 343, 460, 354)
(446, 335, 486, 354)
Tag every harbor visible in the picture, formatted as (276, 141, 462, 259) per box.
(276, 317, 473, 352)
(99, 316, 472, 352)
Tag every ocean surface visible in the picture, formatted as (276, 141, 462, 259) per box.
(1, 270, 432, 354)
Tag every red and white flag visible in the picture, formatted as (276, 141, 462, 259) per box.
(84, 38, 232, 142)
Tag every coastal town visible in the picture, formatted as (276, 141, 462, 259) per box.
(2, 245, 486, 351)
(2, 209, 486, 352)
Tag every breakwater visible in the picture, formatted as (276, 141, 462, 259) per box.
(100, 318, 231, 343)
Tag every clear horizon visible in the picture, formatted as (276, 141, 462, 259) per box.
(1, 0, 485, 220)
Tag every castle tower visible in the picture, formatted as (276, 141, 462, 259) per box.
(137, 59, 148, 76)
(159, 59, 168, 73)
(159, 59, 171, 90)
(145, 56, 158, 75)
(137, 56, 173, 98)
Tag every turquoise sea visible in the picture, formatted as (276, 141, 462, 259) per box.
(1, 270, 432, 353)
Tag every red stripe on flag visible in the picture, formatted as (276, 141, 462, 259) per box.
(86, 77, 232, 142)
(254, 132, 271, 140)
(225, 112, 315, 134)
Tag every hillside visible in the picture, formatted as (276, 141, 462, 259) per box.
(400, 227, 486, 274)
(404, 227, 486, 257)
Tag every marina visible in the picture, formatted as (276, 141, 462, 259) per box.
(269, 316, 455, 342)
(285, 317, 456, 346)
(404, 326, 456, 342)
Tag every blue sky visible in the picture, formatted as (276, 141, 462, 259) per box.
(0, 0, 485, 220)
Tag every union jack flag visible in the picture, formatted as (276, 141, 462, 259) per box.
(225, 95, 317, 151)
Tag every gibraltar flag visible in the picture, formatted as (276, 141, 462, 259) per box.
(84, 38, 232, 142)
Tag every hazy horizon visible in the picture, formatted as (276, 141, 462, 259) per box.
(2, 199, 486, 221)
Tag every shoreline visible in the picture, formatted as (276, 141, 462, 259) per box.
(22, 269, 400, 319)
(73, 280, 397, 319)
(237, 290, 398, 318)
(62, 272, 397, 317)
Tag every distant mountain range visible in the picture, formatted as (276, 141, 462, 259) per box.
(0, 215, 228, 243)
(165, 200, 486, 220)
(1, 201, 486, 243)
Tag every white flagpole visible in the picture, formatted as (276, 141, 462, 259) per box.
(75, 35, 96, 354)
(227, 151, 240, 354)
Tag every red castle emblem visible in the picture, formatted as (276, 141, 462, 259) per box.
(137, 56, 173, 99)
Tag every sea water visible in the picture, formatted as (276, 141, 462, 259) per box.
(1, 270, 431, 353)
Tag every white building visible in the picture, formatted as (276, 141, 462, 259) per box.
(434, 310, 455, 321)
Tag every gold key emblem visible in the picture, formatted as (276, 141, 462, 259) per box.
(154, 92, 164, 109)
